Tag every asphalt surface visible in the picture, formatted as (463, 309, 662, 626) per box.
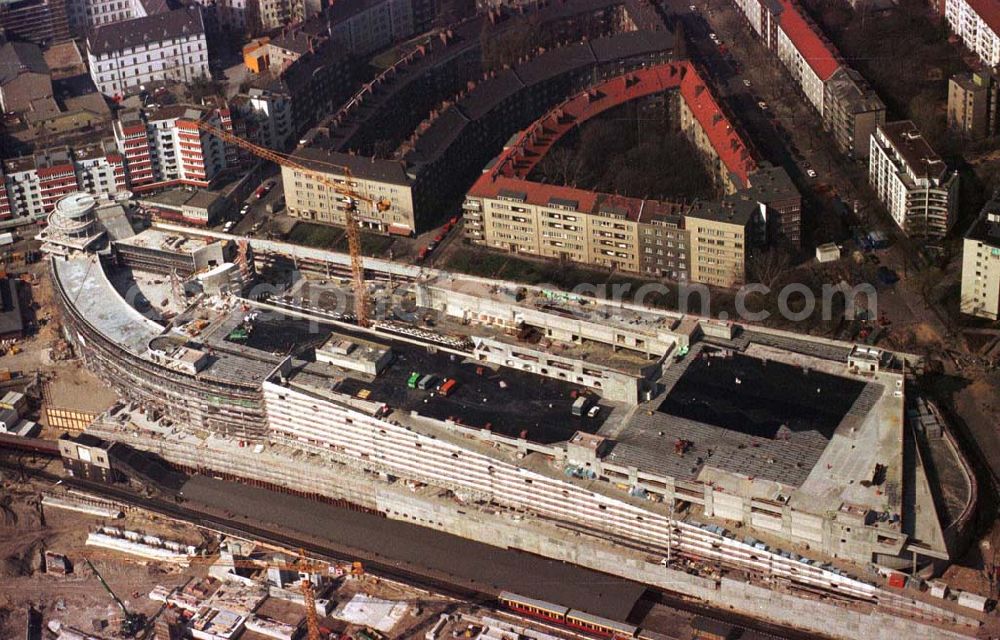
(179, 475, 646, 621)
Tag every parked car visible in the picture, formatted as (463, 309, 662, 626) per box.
(254, 181, 274, 199)
(223, 220, 235, 233)
(806, 169, 817, 178)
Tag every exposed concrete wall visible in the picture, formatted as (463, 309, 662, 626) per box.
(87, 424, 977, 640)
(375, 486, 974, 640)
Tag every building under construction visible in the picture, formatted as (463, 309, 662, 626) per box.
(49, 224, 983, 640)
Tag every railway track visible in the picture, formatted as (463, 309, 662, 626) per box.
(0, 442, 807, 639)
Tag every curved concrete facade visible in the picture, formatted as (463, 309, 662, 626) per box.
(51, 255, 267, 437)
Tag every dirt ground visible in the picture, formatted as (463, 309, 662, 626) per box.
(2, 266, 118, 432)
(0, 473, 206, 638)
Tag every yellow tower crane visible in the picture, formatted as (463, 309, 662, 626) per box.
(196, 122, 389, 327)
(183, 550, 365, 640)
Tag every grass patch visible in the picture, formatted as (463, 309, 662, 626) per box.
(287, 222, 397, 255)
(287, 222, 343, 248)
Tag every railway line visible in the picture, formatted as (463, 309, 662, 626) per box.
(0, 439, 808, 639)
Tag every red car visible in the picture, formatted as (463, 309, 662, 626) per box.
(254, 181, 273, 199)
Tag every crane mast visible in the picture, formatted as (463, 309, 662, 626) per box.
(196, 122, 372, 327)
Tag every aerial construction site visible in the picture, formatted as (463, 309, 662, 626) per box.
(0, 205, 973, 640)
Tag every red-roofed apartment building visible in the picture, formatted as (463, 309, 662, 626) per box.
(945, 0, 1000, 68)
(0, 144, 124, 221)
(731, 0, 885, 158)
(464, 63, 801, 287)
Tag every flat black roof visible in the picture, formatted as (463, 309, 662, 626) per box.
(332, 333, 607, 445)
(657, 348, 866, 440)
(181, 475, 646, 621)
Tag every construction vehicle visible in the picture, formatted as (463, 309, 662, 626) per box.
(196, 122, 375, 328)
(85, 558, 147, 637)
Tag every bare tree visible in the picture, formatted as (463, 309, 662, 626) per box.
(749, 248, 791, 289)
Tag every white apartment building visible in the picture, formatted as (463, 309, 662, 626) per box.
(256, 0, 306, 31)
(0, 144, 125, 221)
(868, 121, 958, 238)
(66, 0, 168, 35)
(774, 0, 838, 116)
(113, 104, 230, 192)
(283, 147, 417, 234)
(945, 0, 1000, 68)
(74, 140, 128, 197)
(231, 88, 293, 151)
(961, 194, 1000, 319)
(86, 7, 210, 98)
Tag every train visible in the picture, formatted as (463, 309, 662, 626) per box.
(497, 592, 671, 640)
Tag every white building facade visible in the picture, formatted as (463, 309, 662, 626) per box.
(961, 195, 1000, 319)
(868, 122, 958, 238)
(86, 7, 210, 98)
(113, 104, 230, 192)
(945, 0, 1000, 68)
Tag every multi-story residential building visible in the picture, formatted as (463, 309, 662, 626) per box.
(283, 148, 417, 234)
(824, 67, 886, 159)
(0, 41, 54, 115)
(944, 0, 1000, 68)
(948, 70, 998, 139)
(287, 23, 676, 235)
(74, 139, 128, 196)
(0, 143, 124, 221)
(961, 192, 1000, 319)
(0, 0, 71, 46)
(774, 0, 837, 116)
(254, 0, 306, 32)
(868, 121, 959, 238)
(242, 23, 356, 140)
(66, 0, 169, 35)
(461, 63, 798, 288)
(86, 7, 210, 98)
(230, 88, 293, 152)
(730, 0, 885, 158)
(686, 198, 760, 288)
(329, 0, 416, 57)
(112, 104, 231, 193)
(747, 163, 802, 249)
(256, 24, 328, 71)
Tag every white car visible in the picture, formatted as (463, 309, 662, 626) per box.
(587, 405, 601, 418)
(743, 79, 752, 87)
(223, 220, 235, 232)
(758, 101, 768, 110)
(240, 204, 251, 216)
(806, 169, 817, 178)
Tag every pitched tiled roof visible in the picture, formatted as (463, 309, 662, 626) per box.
(776, 0, 840, 81)
(492, 62, 756, 189)
(0, 41, 49, 85)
